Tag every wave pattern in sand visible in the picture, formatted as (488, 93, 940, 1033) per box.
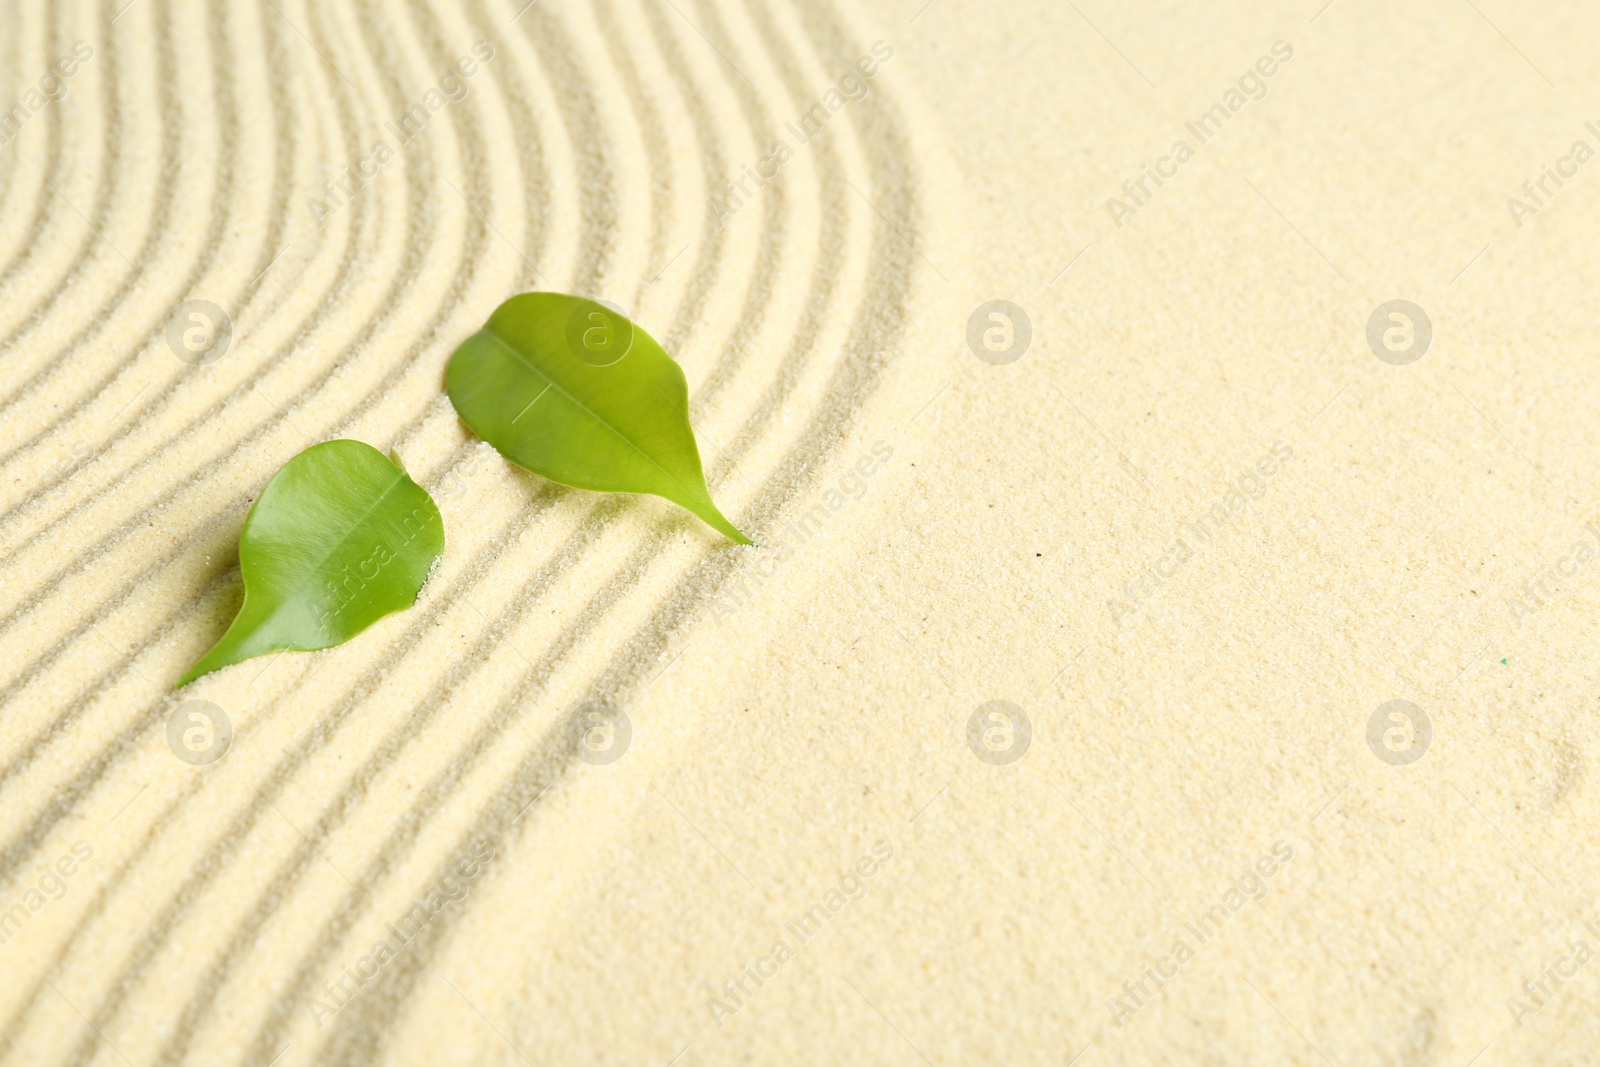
(0, 0, 920, 1062)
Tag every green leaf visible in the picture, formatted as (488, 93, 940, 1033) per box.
(446, 292, 750, 543)
(177, 440, 445, 687)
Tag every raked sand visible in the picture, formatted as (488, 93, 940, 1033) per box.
(3, 0, 1600, 1063)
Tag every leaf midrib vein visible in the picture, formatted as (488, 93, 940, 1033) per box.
(258, 465, 414, 617)
(481, 327, 699, 503)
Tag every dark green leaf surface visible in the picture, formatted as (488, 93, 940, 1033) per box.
(177, 440, 445, 686)
(446, 292, 749, 543)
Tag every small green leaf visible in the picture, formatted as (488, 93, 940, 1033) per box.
(446, 292, 750, 543)
(177, 440, 445, 687)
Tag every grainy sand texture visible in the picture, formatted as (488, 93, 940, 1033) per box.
(3, 0, 1600, 1063)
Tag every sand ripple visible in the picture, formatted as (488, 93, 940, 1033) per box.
(0, 0, 921, 1062)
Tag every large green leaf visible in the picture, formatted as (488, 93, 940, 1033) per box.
(177, 440, 445, 686)
(446, 292, 750, 543)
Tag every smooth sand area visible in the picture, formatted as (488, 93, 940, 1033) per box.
(2, 0, 1600, 1063)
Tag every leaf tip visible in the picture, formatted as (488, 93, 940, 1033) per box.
(700, 507, 752, 545)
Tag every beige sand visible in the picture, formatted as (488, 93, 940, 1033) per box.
(2, 0, 1599, 1063)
